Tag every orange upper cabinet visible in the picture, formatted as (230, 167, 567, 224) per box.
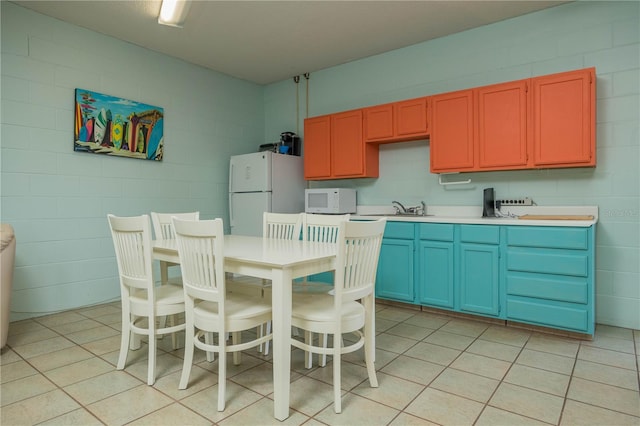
(396, 98, 429, 138)
(363, 103, 394, 142)
(304, 109, 378, 180)
(430, 89, 475, 172)
(431, 68, 595, 173)
(477, 80, 528, 170)
(303, 115, 332, 179)
(364, 97, 429, 143)
(307, 68, 595, 178)
(532, 68, 595, 168)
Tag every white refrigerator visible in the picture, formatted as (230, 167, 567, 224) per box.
(229, 151, 305, 236)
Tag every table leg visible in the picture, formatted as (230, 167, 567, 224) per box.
(271, 268, 292, 421)
(160, 260, 169, 285)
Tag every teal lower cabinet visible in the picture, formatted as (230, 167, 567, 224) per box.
(375, 222, 415, 302)
(373, 219, 595, 336)
(417, 224, 455, 309)
(505, 226, 595, 335)
(459, 225, 501, 317)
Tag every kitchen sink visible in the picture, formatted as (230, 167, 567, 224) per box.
(360, 213, 433, 217)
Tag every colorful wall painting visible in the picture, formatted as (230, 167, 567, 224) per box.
(74, 89, 164, 161)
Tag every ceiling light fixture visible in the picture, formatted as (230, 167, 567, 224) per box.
(158, 0, 192, 28)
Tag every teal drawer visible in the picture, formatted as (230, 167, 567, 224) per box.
(384, 222, 415, 239)
(507, 226, 588, 250)
(460, 225, 500, 244)
(507, 296, 589, 333)
(506, 271, 588, 304)
(419, 223, 454, 242)
(507, 248, 589, 277)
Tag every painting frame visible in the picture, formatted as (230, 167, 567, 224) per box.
(74, 89, 164, 161)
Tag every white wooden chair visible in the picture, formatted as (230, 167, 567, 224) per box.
(290, 218, 386, 413)
(172, 217, 272, 412)
(299, 213, 351, 292)
(107, 214, 185, 386)
(150, 211, 200, 285)
(299, 213, 350, 368)
(250, 212, 303, 355)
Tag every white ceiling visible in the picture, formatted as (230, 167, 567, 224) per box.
(13, 0, 567, 85)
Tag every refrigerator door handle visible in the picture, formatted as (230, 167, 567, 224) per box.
(229, 163, 234, 192)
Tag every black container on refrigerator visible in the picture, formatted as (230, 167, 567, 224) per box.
(280, 131, 301, 156)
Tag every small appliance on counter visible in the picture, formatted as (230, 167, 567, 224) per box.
(305, 188, 356, 214)
(482, 187, 495, 217)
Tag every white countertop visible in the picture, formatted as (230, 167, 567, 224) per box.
(353, 205, 598, 227)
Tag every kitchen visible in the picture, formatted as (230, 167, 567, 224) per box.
(1, 1, 639, 424)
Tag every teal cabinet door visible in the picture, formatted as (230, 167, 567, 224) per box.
(417, 240, 454, 309)
(376, 238, 415, 302)
(459, 243, 500, 316)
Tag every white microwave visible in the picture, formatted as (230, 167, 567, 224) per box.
(305, 188, 356, 214)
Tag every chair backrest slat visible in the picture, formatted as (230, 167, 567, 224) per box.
(302, 213, 350, 243)
(151, 211, 200, 240)
(263, 212, 303, 240)
(173, 217, 225, 304)
(108, 214, 154, 292)
(333, 219, 386, 303)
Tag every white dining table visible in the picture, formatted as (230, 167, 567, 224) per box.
(153, 234, 337, 421)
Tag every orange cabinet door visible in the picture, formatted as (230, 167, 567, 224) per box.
(364, 98, 429, 143)
(331, 109, 367, 177)
(477, 80, 528, 169)
(532, 68, 595, 167)
(430, 89, 475, 172)
(364, 103, 394, 142)
(303, 115, 332, 179)
(396, 97, 429, 138)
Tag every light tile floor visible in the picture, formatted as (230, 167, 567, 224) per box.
(2, 302, 639, 425)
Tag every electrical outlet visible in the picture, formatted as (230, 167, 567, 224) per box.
(496, 197, 533, 206)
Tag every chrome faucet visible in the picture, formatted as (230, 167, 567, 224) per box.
(392, 200, 426, 216)
(392, 201, 407, 214)
(417, 201, 426, 216)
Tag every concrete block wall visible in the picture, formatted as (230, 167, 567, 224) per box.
(1, 3, 264, 319)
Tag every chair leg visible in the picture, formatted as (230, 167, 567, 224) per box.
(232, 332, 241, 365)
(217, 345, 227, 411)
(158, 263, 169, 334)
(264, 321, 271, 356)
(147, 317, 157, 385)
(365, 342, 378, 388)
(130, 332, 141, 350)
(333, 339, 341, 413)
(320, 333, 328, 367)
(205, 332, 215, 362)
(179, 325, 195, 389)
(257, 323, 268, 354)
(117, 315, 130, 370)
(304, 331, 313, 369)
(257, 325, 264, 353)
(365, 296, 378, 388)
(129, 315, 141, 350)
(170, 314, 179, 349)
